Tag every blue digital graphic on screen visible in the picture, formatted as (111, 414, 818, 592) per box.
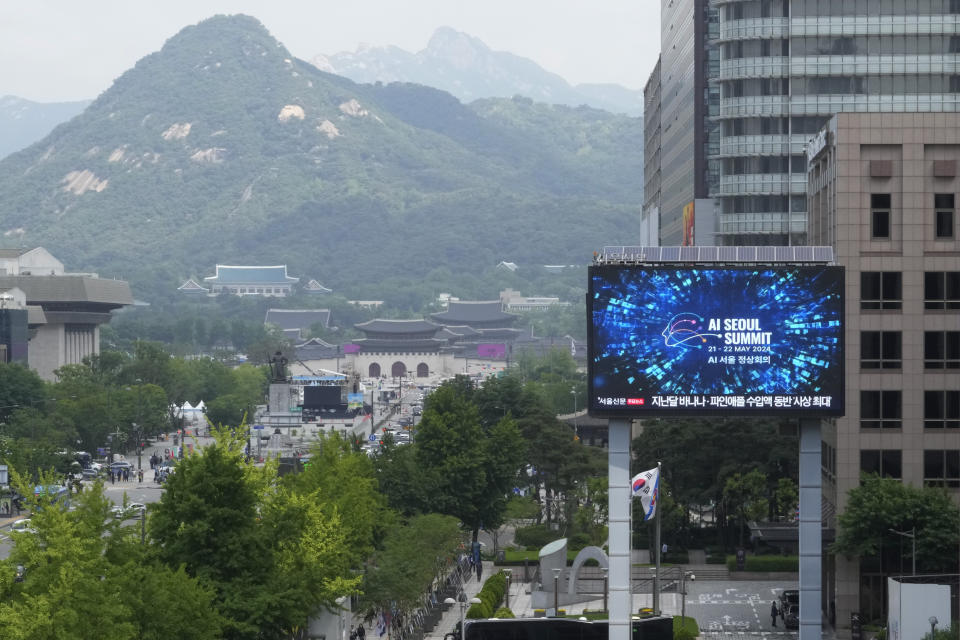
(588, 266, 844, 415)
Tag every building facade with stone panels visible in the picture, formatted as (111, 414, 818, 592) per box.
(807, 112, 960, 633)
(203, 265, 298, 296)
(0, 248, 131, 380)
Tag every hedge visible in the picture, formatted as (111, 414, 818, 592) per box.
(492, 607, 515, 619)
(674, 616, 700, 639)
(726, 554, 799, 572)
(514, 525, 560, 549)
(466, 571, 509, 619)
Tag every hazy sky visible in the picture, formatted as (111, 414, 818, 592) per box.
(1, 1, 661, 103)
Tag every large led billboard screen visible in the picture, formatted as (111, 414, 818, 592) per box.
(588, 265, 844, 416)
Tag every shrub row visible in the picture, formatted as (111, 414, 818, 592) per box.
(466, 571, 509, 619)
(514, 525, 558, 549)
(726, 554, 799, 572)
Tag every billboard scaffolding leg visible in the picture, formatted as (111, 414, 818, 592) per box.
(608, 418, 632, 640)
(799, 418, 822, 640)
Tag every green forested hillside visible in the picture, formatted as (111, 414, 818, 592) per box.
(0, 15, 642, 303)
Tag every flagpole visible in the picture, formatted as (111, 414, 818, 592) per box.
(653, 460, 661, 616)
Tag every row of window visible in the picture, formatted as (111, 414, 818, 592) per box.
(871, 193, 956, 240)
(791, 0, 960, 17)
(862, 271, 960, 310)
(214, 286, 290, 295)
(722, 116, 827, 137)
(723, 75, 960, 99)
(790, 76, 960, 97)
(861, 390, 960, 428)
(859, 330, 960, 369)
(721, 194, 807, 214)
(725, 0, 960, 19)
(724, 36, 960, 61)
(722, 155, 806, 175)
(861, 449, 960, 487)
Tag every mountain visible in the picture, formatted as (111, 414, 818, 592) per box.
(312, 27, 643, 116)
(0, 96, 91, 159)
(0, 15, 643, 303)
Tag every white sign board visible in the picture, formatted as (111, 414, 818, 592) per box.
(0, 464, 7, 486)
(888, 578, 951, 640)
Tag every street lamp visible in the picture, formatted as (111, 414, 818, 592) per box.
(570, 387, 578, 440)
(602, 567, 609, 612)
(930, 615, 938, 639)
(135, 379, 143, 471)
(681, 571, 695, 620)
(444, 595, 482, 640)
(889, 528, 916, 575)
(504, 569, 512, 609)
(553, 567, 562, 617)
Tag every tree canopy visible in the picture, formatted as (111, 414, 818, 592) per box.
(833, 474, 960, 573)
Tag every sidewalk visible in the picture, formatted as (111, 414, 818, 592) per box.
(423, 561, 494, 640)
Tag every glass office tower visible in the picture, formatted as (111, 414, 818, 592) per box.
(713, 0, 960, 245)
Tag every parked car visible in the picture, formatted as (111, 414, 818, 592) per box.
(783, 604, 799, 629)
(111, 503, 146, 520)
(779, 589, 798, 611)
(10, 518, 36, 534)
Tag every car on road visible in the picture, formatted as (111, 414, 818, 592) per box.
(81, 468, 100, 479)
(10, 518, 36, 534)
(111, 503, 146, 519)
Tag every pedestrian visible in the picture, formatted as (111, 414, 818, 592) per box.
(109, 470, 115, 484)
(138, 469, 143, 483)
(124, 468, 130, 481)
(771, 601, 779, 627)
(357, 624, 365, 640)
(476, 561, 483, 582)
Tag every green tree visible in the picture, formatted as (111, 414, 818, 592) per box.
(774, 477, 799, 522)
(0, 362, 47, 422)
(283, 432, 388, 567)
(0, 471, 221, 639)
(723, 469, 768, 546)
(833, 474, 960, 573)
(413, 382, 526, 542)
(149, 433, 358, 639)
(361, 514, 462, 620)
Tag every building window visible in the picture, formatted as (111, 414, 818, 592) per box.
(935, 193, 955, 239)
(924, 450, 960, 488)
(871, 193, 891, 239)
(924, 390, 960, 429)
(861, 390, 902, 429)
(861, 272, 902, 310)
(925, 331, 960, 369)
(860, 331, 902, 369)
(924, 272, 960, 309)
(860, 449, 902, 479)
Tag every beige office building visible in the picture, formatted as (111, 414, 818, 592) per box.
(808, 112, 960, 633)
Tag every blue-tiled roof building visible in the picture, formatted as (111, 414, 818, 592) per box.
(203, 265, 299, 297)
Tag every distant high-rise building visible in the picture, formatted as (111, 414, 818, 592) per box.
(646, 0, 960, 246)
(644, 0, 719, 246)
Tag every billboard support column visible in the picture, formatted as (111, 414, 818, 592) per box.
(608, 418, 632, 640)
(799, 418, 822, 640)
